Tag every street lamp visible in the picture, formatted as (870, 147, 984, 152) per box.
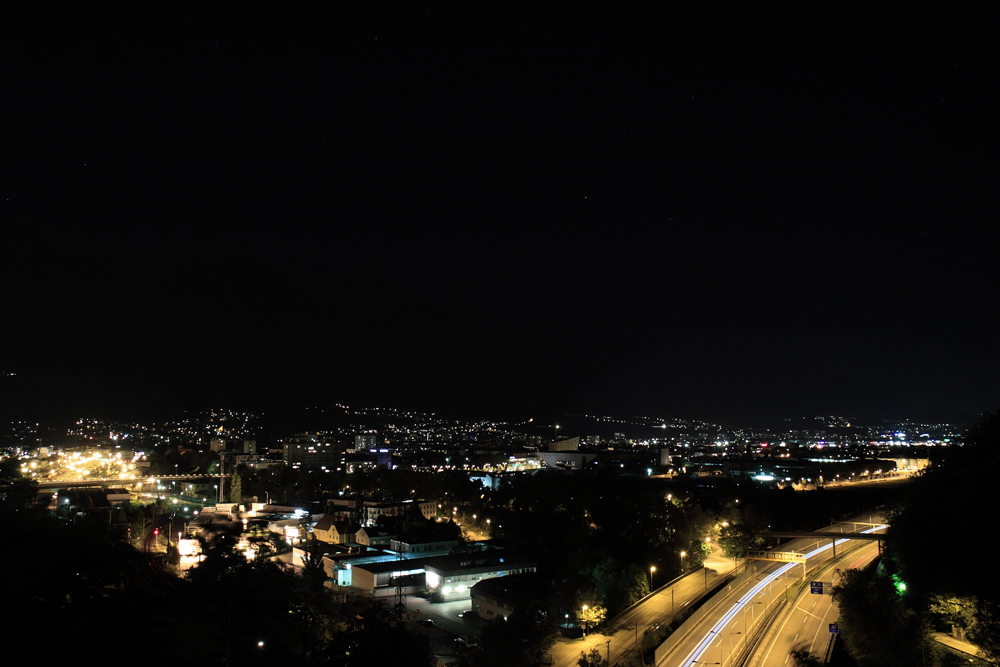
(729, 631, 742, 659)
(649, 566, 656, 592)
(754, 576, 776, 601)
(680, 551, 687, 572)
(582, 605, 589, 637)
(743, 600, 765, 634)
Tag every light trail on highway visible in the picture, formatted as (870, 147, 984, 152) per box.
(756, 537, 883, 666)
(674, 524, 886, 667)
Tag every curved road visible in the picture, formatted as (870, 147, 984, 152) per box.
(658, 516, 885, 667)
(547, 548, 741, 667)
(755, 540, 881, 666)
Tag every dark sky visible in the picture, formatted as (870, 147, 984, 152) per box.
(3, 8, 998, 425)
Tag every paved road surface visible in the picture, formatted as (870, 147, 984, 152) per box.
(755, 540, 881, 667)
(658, 515, 886, 667)
(547, 546, 741, 667)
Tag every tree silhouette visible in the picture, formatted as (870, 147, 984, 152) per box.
(832, 561, 924, 665)
(577, 646, 608, 667)
(577, 602, 608, 635)
(0, 456, 39, 512)
(883, 406, 1000, 661)
(463, 598, 559, 667)
(789, 648, 820, 666)
(228, 470, 242, 503)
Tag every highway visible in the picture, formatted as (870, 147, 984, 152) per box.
(547, 549, 741, 667)
(754, 540, 881, 666)
(657, 516, 886, 667)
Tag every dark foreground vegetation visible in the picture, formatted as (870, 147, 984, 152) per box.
(832, 407, 1000, 667)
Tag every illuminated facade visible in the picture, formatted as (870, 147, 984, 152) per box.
(424, 553, 536, 601)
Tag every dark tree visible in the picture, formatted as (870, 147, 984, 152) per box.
(789, 648, 821, 666)
(831, 565, 925, 666)
(326, 616, 431, 667)
(462, 597, 559, 667)
(719, 518, 765, 559)
(0, 455, 40, 512)
(884, 407, 1000, 661)
(577, 646, 608, 667)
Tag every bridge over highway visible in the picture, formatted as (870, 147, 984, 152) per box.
(762, 531, 884, 541)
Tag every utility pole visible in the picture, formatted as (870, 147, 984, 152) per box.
(218, 452, 226, 503)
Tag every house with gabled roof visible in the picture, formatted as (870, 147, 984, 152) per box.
(313, 516, 364, 545)
(357, 526, 394, 548)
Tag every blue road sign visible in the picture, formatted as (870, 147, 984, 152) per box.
(810, 581, 823, 594)
(829, 623, 839, 634)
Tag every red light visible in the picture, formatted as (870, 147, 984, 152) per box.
(154, 529, 159, 535)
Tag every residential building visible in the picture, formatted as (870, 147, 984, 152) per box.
(283, 434, 343, 471)
(362, 499, 437, 526)
(313, 517, 364, 545)
(357, 526, 394, 548)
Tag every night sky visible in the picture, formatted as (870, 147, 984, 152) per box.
(4, 9, 998, 425)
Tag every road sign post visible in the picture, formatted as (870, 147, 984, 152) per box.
(810, 581, 833, 595)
